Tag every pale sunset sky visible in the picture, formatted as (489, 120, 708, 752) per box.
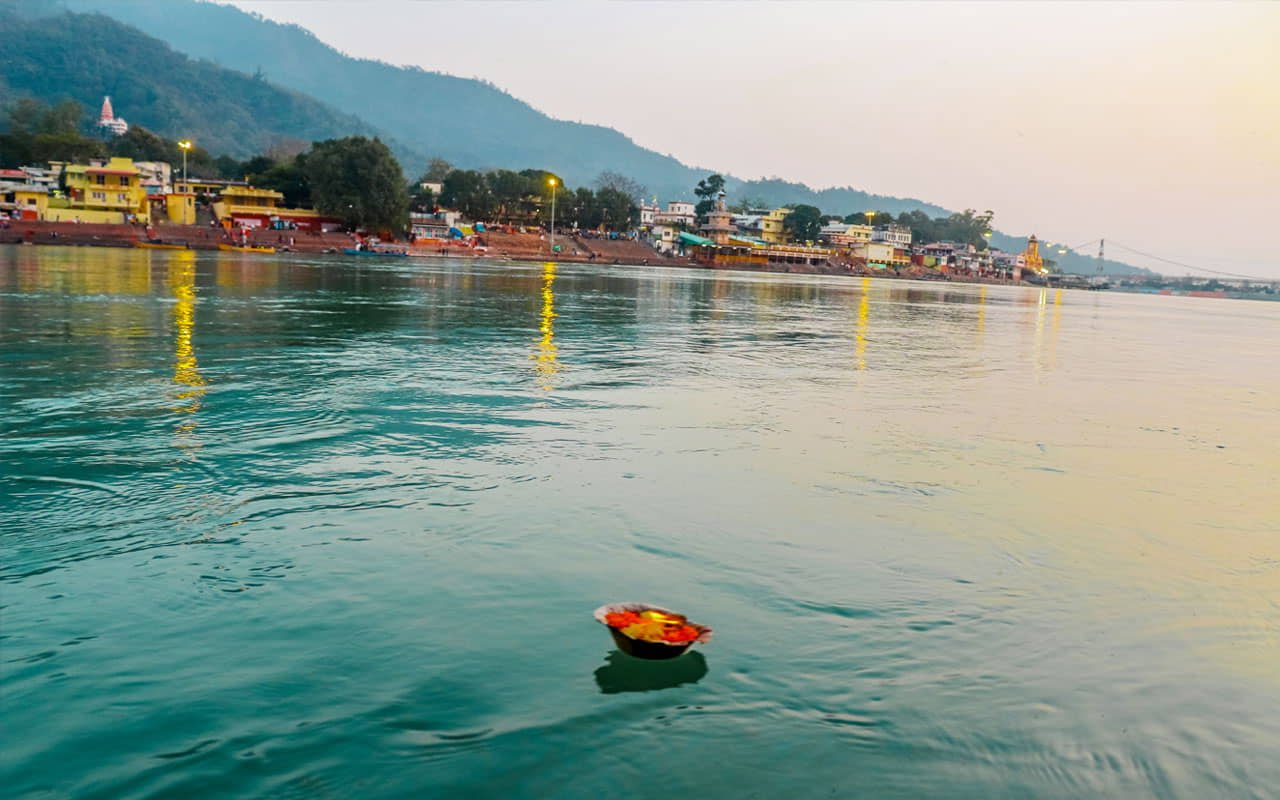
(227, 0, 1279, 278)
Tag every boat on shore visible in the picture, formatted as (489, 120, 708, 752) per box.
(218, 243, 276, 254)
(133, 240, 188, 250)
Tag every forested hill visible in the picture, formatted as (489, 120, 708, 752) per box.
(11, 0, 1149, 274)
(0, 3, 414, 162)
(48, 0, 943, 218)
(53, 0, 707, 198)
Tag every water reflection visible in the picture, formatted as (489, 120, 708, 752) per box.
(1031, 287, 1064, 374)
(593, 651, 709, 694)
(855, 277, 870, 371)
(168, 253, 205, 450)
(976, 285, 987, 349)
(533, 261, 559, 390)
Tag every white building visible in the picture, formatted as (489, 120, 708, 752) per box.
(654, 200, 696, 227)
(871, 224, 912, 247)
(134, 161, 173, 195)
(96, 96, 128, 136)
(639, 201, 658, 227)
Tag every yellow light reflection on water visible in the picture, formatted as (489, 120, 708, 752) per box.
(976, 285, 987, 348)
(855, 277, 870, 371)
(168, 253, 206, 448)
(1032, 287, 1048, 374)
(532, 261, 559, 390)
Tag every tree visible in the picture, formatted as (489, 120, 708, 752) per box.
(38, 100, 83, 137)
(594, 171, 646, 202)
(422, 157, 453, 182)
(729, 195, 767, 214)
(694, 173, 726, 221)
(519, 169, 564, 224)
(488, 169, 536, 221)
(256, 155, 311, 208)
(306, 136, 408, 232)
(843, 210, 895, 226)
(408, 175, 435, 213)
(439, 169, 492, 220)
(783, 204, 823, 243)
(1, 98, 104, 167)
(596, 186, 639, 230)
(569, 187, 598, 229)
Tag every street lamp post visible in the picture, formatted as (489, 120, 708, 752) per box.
(177, 140, 193, 188)
(548, 177, 557, 251)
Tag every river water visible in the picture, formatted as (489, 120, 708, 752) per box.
(2, 247, 1277, 799)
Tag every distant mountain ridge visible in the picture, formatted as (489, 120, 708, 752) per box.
(53, 1, 948, 211)
(20, 0, 1147, 274)
(0, 2, 418, 163)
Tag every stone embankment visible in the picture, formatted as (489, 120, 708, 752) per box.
(0, 220, 355, 252)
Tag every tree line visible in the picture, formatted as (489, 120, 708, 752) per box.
(415, 161, 642, 231)
(3, 98, 997, 247)
(689, 171, 997, 249)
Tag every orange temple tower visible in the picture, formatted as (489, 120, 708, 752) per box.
(1022, 234, 1045, 274)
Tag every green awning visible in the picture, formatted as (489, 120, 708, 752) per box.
(678, 231, 714, 246)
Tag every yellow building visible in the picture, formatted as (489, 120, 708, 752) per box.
(211, 185, 335, 231)
(1, 183, 49, 220)
(52, 157, 150, 223)
(163, 191, 197, 224)
(760, 208, 790, 244)
(821, 223, 873, 248)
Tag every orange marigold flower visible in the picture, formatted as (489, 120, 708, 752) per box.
(605, 611, 643, 629)
(661, 625, 699, 643)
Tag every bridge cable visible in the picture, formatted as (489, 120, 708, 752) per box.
(1107, 241, 1264, 280)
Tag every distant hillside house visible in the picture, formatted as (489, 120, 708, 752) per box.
(96, 96, 129, 136)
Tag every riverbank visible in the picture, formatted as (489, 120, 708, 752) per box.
(0, 220, 1021, 287)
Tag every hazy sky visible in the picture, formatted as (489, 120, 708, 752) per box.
(227, 0, 1279, 278)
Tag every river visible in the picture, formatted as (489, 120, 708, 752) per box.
(2, 247, 1277, 798)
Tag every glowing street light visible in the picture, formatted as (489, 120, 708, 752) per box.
(548, 176, 557, 252)
(177, 139, 193, 188)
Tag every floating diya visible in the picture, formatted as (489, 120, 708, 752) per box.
(594, 602, 712, 660)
